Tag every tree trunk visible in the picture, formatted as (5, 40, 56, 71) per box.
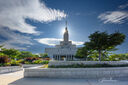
(98, 50, 101, 61)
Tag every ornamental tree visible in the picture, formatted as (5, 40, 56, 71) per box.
(84, 31, 125, 61)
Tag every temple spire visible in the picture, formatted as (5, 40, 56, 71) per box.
(65, 21, 68, 32)
(66, 21, 67, 28)
(64, 21, 69, 42)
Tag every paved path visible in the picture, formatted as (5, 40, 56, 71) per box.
(0, 71, 23, 85)
(9, 78, 128, 85)
(0, 70, 128, 85)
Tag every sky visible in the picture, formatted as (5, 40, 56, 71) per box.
(0, 0, 128, 54)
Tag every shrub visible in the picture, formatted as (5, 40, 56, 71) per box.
(32, 60, 43, 64)
(32, 60, 49, 64)
(24, 61, 30, 64)
(25, 57, 40, 62)
(48, 64, 128, 68)
(43, 57, 50, 61)
(10, 60, 21, 66)
(0, 56, 9, 64)
(42, 61, 49, 64)
(17, 59, 25, 64)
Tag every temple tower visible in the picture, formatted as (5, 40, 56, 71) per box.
(63, 21, 69, 42)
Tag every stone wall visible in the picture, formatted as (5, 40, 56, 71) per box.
(0, 66, 22, 74)
(22, 64, 43, 68)
(48, 61, 128, 66)
(24, 67, 128, 78)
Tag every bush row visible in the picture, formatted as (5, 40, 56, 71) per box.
(0, 55, 49, 67)
(49, 63, 128, 68)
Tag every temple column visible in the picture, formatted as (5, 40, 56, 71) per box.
(66, 55, 68, 61)
(68, 55, 70, 61)
(57, 55, 59, 60)
(69, 55, 70, 61)
(72, 55, 73, 60)
(55, 55, 57, 60)
(53, 55, 55, 60)
(56, 55, 57, 60)
(71, 55, 72, 60)
(59, 55, 61, 61)
(70, 55, 72, 61)
(67, 55, 69, 61)
(70, 55, 71, 60)
(58, 55, 60, 61)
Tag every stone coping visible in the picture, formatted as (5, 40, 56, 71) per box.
(48, 61, 128, 66)
(22, 64, 43, 68)
(0, 66, 22, 74)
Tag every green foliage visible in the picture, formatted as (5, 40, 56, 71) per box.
(32, 60, 43, 64)
(10, 60, 21, 66)
(1, 48, 21, 59)
(24, 60, 49, 64)
(109, 53, 128, 61)
(75, 47, 89, 60)
(0, 63, 10, 67)
(17, 59, 24, 64)
(87, 51, 99, 61)
(0, 45, 4, 49)
(18, 51, 34, 59)
(25, 57, 40, 62)
(0, 46, 49, 66)
(0, 55, 9, 64)
(84, 31, 125, 61)
(39, 53, 48, 58)
(49, 64, 128, 68)
(42, 60, 49, 64)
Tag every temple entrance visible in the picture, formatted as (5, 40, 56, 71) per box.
(53, 55, 74, 61)
(60, 55, 66, 61)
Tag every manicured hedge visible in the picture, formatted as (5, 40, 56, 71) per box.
(49, 63, 128, 68)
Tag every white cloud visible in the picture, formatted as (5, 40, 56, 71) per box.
(98, 11, 128, 24)
(119, 3, 128, 9)
(35, 38, 84, 46)
(0, 28, 32, 49)
(0, 0, 66, 34)
(72, 41, 84, 45)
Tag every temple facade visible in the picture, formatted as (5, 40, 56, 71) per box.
(45, 23, 78, 61)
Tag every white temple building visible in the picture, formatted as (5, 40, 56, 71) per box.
(45, 22, 78, 61)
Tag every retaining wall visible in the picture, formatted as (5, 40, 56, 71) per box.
(0, 66, 22, 74)
(22, 64, 43, 68)
(24, 67, 128, 78)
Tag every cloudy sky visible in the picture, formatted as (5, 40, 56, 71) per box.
(0, 0, 128, 54)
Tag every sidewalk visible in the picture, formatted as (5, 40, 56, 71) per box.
(0, 71, 23, 85)
(0, 70, 128, 85)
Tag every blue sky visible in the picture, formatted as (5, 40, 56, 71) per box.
(0, 0, 128, 54)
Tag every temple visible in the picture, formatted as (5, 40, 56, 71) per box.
(45, 22, 78, 61)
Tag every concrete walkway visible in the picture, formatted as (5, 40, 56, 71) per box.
(0, 70, 128, 85)
(0, 71, 23, 85)
(9, 77, 128, 85)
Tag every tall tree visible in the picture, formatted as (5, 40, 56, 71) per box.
(85, 31, 125, 61)
(75, 47, 88, 60)
(1, 48, 21, 60)
(18, 51, 34, 59)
